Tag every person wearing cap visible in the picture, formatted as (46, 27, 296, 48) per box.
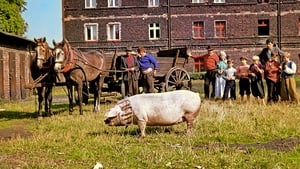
(280, 52, 299, 104)
(137, 46, 158, 93)
(119, 46, 140, 97)
(192, 45, 219, 99)
(222, 59, 237, 102)
(215, 50, 228, 99)
(265, 52, 281, 103)
(258, 38, 284, 67)
(236, 56, 251, 102)
(249, 55, 265, 105)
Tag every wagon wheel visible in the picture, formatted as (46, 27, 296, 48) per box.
(165, 67, 191, 91)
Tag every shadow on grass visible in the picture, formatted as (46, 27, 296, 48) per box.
(0, 110, 36, 119)
(90, 126, 180, 137)
(0, 103, 70, 120)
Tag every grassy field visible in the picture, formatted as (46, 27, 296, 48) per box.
(0, 79, 300, 169)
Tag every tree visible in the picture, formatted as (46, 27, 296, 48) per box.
(0, 0, 27, 36)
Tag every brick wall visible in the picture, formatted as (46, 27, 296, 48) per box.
(62, 0, 300, 68)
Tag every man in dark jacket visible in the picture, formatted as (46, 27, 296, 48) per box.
(120, 47, 140, 97)
(258, 38, 284, 67)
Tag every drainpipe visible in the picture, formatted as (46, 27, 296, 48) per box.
(277, 0, 281, 49)
(167, 0, 171, 49)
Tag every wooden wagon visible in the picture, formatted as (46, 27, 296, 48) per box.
(103, 47, 192, 97)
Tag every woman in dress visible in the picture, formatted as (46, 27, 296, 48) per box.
(214, 51, 228, 99)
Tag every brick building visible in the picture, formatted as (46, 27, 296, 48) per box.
(0, 31, 34, 102)
(62, 0, 300, 71)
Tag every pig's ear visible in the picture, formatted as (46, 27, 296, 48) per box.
(105, 105, 121, 117)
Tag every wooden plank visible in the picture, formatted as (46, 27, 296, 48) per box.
(20, 53, 28, 99)
(9, 52, 17, 100)
(0, 50, 4, 99)
(157, 47, 190, 58)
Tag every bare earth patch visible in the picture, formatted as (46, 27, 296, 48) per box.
(196, 137, 300, 152)
(0, 122, 32, 141)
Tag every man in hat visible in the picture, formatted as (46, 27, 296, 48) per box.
(192, 45, 219, 99)
(119, 46, 140, 97)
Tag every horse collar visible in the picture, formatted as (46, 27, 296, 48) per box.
(63, 44, 75, 73)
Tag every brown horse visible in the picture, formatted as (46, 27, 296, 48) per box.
(52, 39, 106, 115)
(31, 37, 56, 118)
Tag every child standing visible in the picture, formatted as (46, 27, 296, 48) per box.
(265, 52, 281, 103)
(280, 52, 299, 104)
(249, 55, 265, 105)
(222, 59, 237, 101)
(236, 56, 251, 102)
(215, 51, 228, 99)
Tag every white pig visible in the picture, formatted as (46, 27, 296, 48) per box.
(104, 90, 201, 137)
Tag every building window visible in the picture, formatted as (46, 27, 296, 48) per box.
(258, 19, 269, 36)
(107, 22, 121, 41)
(192, 0, 205, 3)
(215, 21, 226, 37)
(257, 0, 269, 4)
(149, 0, 159, 7)
(85, 0, 96, 8)
(149, 23, 160, 40)
(214, 0, 225, 3)
(108, 0, 121, 7)
(84, 23, 98, 41)
(193, 21, 204, 39)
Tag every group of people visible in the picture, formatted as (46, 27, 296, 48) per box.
(193, 39, 300, 105)
(118, 46, 158, 97)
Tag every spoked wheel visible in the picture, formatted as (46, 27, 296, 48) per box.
(165, 67, 191, 92)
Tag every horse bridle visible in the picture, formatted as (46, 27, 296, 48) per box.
(35, 42, 52, 69)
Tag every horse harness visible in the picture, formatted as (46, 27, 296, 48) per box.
(61, 43, 103, 73)
(117, 99, 134, 126)
(35, 42, 53, 69)
(62, 43, 75, 73)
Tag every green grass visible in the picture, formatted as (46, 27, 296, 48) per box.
(0, 79, 300, 168)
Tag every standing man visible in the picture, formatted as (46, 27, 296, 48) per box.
(137, 46, 158, 93)
(258, 38, 284, 67)
(120, 47, 140, 97)
(192, 45, 219, 99)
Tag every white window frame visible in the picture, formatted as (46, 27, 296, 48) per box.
(192, 0, 205, 3)
(84, 23, 98, 41)
(149, 0, 159, 7)
(107, 22, 121, 41)
(85, 0, 97, 8)
(214, 0, 225, 3)
(108, 0, 121, 7)
(149, 23, 160, 40)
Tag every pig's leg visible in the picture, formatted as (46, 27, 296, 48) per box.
(137, 120, 147, 138)
(184, 116, 195, 135)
